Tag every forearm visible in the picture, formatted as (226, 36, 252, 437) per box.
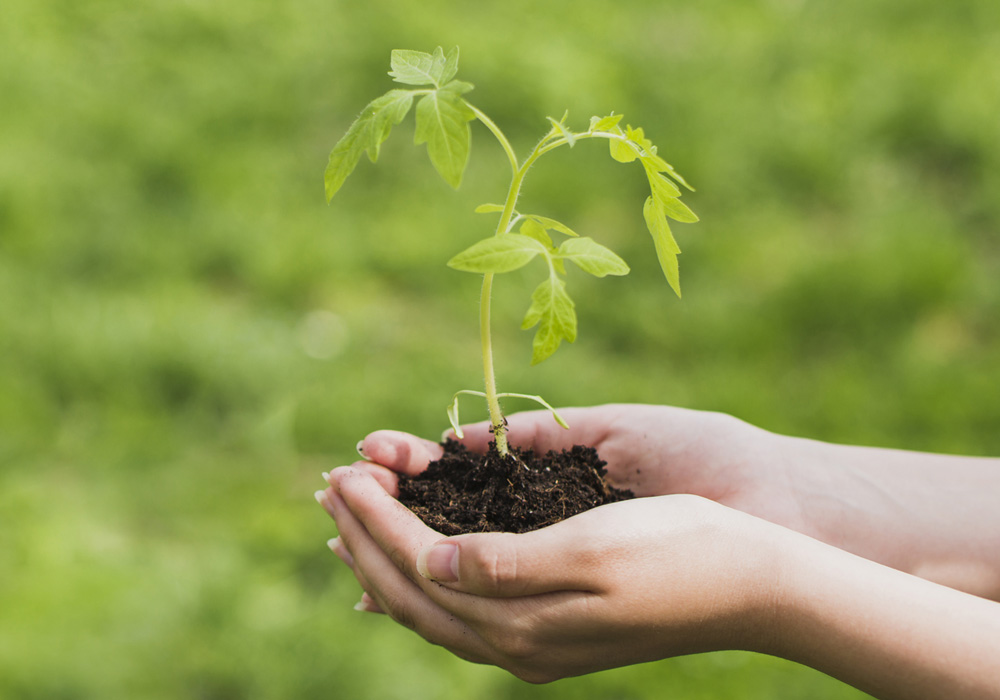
(770, 532, 1000, 700)
(778, 435, 1000, 599)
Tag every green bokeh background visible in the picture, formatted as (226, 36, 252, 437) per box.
(2, 1, 998, 698)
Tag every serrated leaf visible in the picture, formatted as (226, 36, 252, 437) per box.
(368, 90, 415, 163)
(643, 196, 682, 297)
(609, 132, 638, 163)
(475, 203, 506, 213)
(590, 113, 624, 131)
(642, 153, 695, 191)
(389, 48, 446, 86)
(414, 87, 475, 188)
(658, 195, 699, 223)
(646, 167, 682, 199)
(520, 218, 554, 249)
(326, 90, 414, 201)
(447, 234, 547, 274)
(546, 114, 576, 147)
(525, 214, 579, 237)
(557, 237, 630, 277)
(521, 276, 577, 364)
(441, 46, 460, 84)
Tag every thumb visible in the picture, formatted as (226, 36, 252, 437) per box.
(415, 526, 597, 597)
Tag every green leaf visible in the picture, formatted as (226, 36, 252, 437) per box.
(475, 203, 506, 213)
(642, 153, 695, 191)
(525, 214, 579, 237)
(441, 46, 460, 84)
(447, 234, 547, 274)
(521, 275, 577, 365)
(643, 196, 682, 297)
(368, 90, 415, 163)
(659, 195, 699, 223)
(590, 113, 624, 131)
(325, 90, 415, 201)
(519, 218, 554, 249)
(389, 47, 448, 86)
(646, 167, 682, 199)
(546, 113, 576, 147)
(414, 85, 475, 188)
(609, 128, 639, 163)
(557, 237, 630, 277)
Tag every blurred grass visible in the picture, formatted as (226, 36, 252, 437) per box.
(2, 0, 998, 697)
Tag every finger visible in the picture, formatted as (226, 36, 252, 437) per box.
(452, 407, 615, 455)
(335, 465, 606, 598)
(358, 430, 444, 476)
(327, 536, 354, 567)
(326, 478, 494, 663)
(354, 592, 385, 614)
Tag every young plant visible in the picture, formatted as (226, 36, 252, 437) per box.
(327, 47, 698, 458)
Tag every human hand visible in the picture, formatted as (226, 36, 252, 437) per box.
(356, 404, 815, 539)
(318, 466, 785, 683)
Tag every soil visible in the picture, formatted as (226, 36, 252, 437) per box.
(397, 439, 635, 535)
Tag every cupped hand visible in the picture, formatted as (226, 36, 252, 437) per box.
(317, 466, 786, 683)
(355, 404, 814, 539)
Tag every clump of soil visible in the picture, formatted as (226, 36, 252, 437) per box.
(397, 439, 634, 535)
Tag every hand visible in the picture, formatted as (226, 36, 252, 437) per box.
(355, 404, 1000, 598)
(318, 466, 785, 683)
(356, 404, 815, 539)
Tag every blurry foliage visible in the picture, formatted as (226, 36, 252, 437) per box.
(1, 0, 998, 697)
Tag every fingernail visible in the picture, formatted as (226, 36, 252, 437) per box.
(314, 490, 335, 520)
(356, 440, 369, 459)
(321, 471, 331, 483)
(353, 593, 380, 613)
(416, 542, 459, 582)
(327, 537, 354, 567)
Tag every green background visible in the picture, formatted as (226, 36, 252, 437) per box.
(2, 0, 998, 698)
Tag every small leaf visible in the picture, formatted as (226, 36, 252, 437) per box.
(389, 48, 446, 86)
(557, 237, 630, 277)
(525, 214, 579, 237)
(475, 203, 506, 213)
(546, 114, 576, 147)
(414, 86, 475, 188)
(659, 195, 699, 224)
(609, 132, 638, 163)
(368, 90, 415, 163)
(590, 113, 624, 131)
(646, 167, 682, 199)
(441, 46, 460, 84)
(520, 218, 554, 249)
(643, 196, 682, 297)
(447, 234, 547, 274)
(446, 394, 465, 438)
(521, 275, 577, 365)
(642, 153, 695, 191)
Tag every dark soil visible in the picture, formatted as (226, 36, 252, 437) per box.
(397, 439, 634, 535)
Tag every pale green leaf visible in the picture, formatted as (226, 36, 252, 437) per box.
(659, 195, 699, 223)
(546, 114, 576, 147)
(475, 203, 506, 213)
(525, 214, 579, 237)
(646, 168, 682, 199)
(557, 237, 630, 277)
(389, 48, 446, 86)
(325, 112, 371, 202)
(368, 90, 415, 163)
(590, 113, 624, 131)
(520, 218, 554, 249)
(643, 196, 682, 297)
(447, 234, 547, 274)
(414, 87, 475, 188)
(609, 133, 638, 163)
(521, 275, 577, 365)
(441, 46, 460, 84)
(642, 153, 695, 191)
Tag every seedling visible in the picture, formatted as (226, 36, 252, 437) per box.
(327, 47, 698, 457)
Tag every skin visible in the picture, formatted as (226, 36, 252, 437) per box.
(315, 404, 1000, 696)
